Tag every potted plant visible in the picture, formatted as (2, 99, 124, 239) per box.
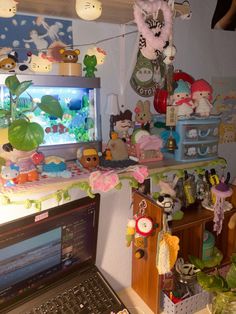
(0, 74, 63, 151)
(189, 251, 236, 314)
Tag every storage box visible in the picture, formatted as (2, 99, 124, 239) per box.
(161, 289, 211, 314)
(175, 118, 221, 162)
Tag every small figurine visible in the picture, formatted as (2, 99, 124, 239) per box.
(134, 100, 152, 131)
(191, 79, 213, 117)
(0, 163, 19, 187)
(113, 110, 133, 141)
(172, 79, 195, 119)
(83, 54, 97, 77)
(0, 51, 18, 72)
(42, 156, 72, 178)
(77, 147, 99, 169)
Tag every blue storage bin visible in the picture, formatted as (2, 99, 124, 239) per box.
(175, 118, 220, 162)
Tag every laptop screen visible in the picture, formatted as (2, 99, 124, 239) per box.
(0, 194, 100, 311)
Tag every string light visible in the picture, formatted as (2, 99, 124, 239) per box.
(0, 30, 138, 55)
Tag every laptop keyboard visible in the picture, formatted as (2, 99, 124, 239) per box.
(24, 273, 121, 314)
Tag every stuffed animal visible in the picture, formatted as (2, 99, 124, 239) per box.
(0, 51, 18, 72)
(59, 48, 80, 63)
(172, 79, 195, 119)
(134, 100, 152, 131)
(191, 79, 213, 117)
(77, 147, 99, 169)
(107, 132, 129, 161)
(0, 163, 19, 187)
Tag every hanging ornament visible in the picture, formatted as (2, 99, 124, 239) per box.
(75, 0, 102, 21)
(0, 0, 18, 18)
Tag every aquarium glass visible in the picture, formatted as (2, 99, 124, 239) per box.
(0, 85, 98, 146)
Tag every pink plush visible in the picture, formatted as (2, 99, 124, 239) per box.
(89, 170, 120, 192)
(131, 166, 149, 184)
(137, 134, 163, 151)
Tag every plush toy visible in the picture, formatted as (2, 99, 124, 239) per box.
(107, 132, 129, 161)
(191, 79, 213, 117)
(0, 0, 18, 18)
(83, 54, 97, 77)
(77, 147, 99, 169)
(0, 51, 18, 72)
(87, 47, 106, 65)
(42, 156, 71, 178)
(134, 100, 152, 131)
(172, 79, 195, 119)
(59, 48, 80, 63)
(113, 110, 133, 141)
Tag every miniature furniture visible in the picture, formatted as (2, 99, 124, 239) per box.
(131, 185, 236, 314)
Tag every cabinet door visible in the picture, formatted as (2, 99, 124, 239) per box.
(131, 191, 163, 314)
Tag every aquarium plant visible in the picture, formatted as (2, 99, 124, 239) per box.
(0, 75, 63, 151)
(189, 251, 236, 314)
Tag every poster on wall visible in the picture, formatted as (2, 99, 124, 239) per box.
(212, 77, 236, 144)
(0, 14, 73, 67)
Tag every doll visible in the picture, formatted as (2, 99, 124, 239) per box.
(113, 110, 133, 142)
(172, 79, 195, 119)
(191, 79, 213, 117)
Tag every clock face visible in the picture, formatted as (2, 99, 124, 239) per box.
(136, 216, 153, 236)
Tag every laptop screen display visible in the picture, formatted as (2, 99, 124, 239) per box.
(0, 194, 100, 310)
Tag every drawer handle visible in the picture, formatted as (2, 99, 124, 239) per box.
(198, 129, 211, 138)
(197, 146, 210, 156)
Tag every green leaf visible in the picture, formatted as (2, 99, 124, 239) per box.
(189, 255, 205, 270)
(226, 262, 236, 289)
(197, 271, 229, 292)
(0, 109, 10, 118)
(8, 119, 44, 151)
(38, 95, 63, 119)
(5, 75, 20, 94)
(14, 80, 33, 97)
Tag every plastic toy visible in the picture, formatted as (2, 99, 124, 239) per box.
(77, 147, 99, 169)
(191, 79, 213, 117)
(83, 54, 97, 78)
(0, 163, 19, 187)
(172, 79, 195, 118)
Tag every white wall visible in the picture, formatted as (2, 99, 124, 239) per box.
(71, 0, 236, 291)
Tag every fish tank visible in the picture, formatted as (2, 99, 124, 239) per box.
(0, 74, 101, 160)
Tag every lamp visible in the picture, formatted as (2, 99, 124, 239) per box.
(0, 0, 18, 18)
(105, 94, 120, 137)
(75, 0, 102, 21)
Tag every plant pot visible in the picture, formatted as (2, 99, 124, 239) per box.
(211, 291, 236, 314)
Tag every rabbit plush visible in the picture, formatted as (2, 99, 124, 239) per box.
(134, 100, 152, 131)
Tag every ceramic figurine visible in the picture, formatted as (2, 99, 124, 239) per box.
(191, 79, 213, 117)
(0, 163, 19, 187)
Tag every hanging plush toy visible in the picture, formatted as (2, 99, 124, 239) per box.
(134, 0, 173, 57)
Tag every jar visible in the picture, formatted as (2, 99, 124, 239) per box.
(212, 291, 236, 314)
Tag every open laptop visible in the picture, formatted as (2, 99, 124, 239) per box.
(0, 194, 129, 314)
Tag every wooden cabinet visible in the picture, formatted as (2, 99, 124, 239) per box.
(131, 185, 236, 314)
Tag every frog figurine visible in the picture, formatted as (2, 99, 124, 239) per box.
(83, 54, 97, 78)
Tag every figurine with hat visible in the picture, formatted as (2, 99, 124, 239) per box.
(191, 79, 213, 117)
(172, 79, 195, 119)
